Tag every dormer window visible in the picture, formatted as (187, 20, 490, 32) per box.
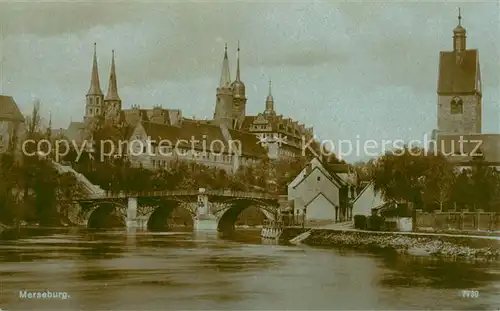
(450, 97, 463, 114)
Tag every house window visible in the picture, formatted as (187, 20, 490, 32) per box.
(317, 176, 321, 181)
(450, 97, 463, 114)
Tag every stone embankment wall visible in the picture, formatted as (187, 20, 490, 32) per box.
(282, 228, 500, 261)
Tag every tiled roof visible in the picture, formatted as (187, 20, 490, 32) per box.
(240, 116, 256, 130)
(324, 163, 350, 174)
(0, 95, 24, 122)
(139, 121, 268, 157)
(178, 122, 227, 153)
(141, 121, 181, 142)
(437, 50, 479, 94)
(227, 129, 268, 158)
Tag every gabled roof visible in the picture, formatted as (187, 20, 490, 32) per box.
(316, 158, 350, 186)
(352, 180, 374, 204)
(292, 165, 342, 190)
(304, 192, 338, 209)
(437, 49, 479, 94)
(0, 95, 24, 122)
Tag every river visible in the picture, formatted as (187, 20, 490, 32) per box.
(0, 228, 498, 310)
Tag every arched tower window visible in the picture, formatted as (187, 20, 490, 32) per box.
(450, 97, 463, 114)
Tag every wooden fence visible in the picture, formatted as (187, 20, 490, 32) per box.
(414, 210, 499, 233)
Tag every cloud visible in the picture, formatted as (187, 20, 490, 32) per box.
(0, 2, 150, 37)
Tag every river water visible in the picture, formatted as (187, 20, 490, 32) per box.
(0, 228, 498, 310)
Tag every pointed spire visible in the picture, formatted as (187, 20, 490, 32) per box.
(265, 79, 275, 116)
(266, 79, 274, 103)
(87, 42, 103, 96)
(105, 49, 120, 101)
(235, 40, 241, 82)
(219, 43, 231, 87)
(453, 8, 466, 53)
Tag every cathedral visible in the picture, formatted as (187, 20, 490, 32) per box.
(434, 11, 500, 168)
(65, 42, 315, 171)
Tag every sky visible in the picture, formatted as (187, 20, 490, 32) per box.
(0, 1, 498, 162)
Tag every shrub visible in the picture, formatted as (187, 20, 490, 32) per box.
(353, 215, 367, 229)
(367, 215, 385, 231)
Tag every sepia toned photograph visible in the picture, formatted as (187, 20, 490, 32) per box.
(0, 1, 499, 310)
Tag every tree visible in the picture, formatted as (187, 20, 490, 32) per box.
(0, 153, 23, 224)
(420, 154, 455, 211)
(370, 146, 457, 211)
(371, 146, 425, 205)
(468, 160, 499, 212)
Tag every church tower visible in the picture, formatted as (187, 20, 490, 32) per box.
(231, 41, 246, 129)
(104, 50, 122, 123)
(263, 80, 276, 116)
(213, 44, 234, 128)
(437, 9, 482, 134)
(84, 43, 104, 124)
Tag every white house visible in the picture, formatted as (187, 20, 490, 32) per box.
(287, 158, 355, 225)
(351, 181, 386, 217)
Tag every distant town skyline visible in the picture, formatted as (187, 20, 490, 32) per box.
(0, 1, 498, 161)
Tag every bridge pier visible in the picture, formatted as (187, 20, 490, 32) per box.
(194, 189, 218, 231)
(126, 197, 138, 229)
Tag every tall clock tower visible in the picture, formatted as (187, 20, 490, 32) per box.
(436, 10, 482, 134)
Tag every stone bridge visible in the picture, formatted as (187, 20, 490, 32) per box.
(72, 188, 280, 233)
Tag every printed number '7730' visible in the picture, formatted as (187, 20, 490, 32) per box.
(461, 290, 479, 298)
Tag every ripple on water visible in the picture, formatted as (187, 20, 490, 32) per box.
(1, 229, 499, 311)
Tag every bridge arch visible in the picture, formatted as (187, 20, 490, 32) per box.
(84, 200, 128, 229)
(146, 200, 197, 232)
(215, 198, 278, 233)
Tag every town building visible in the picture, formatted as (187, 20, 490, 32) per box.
(0, 95, 25, 157)
(351, 181, 385, 217)
(64, 42, 315, 169)
(286, 157, 355, 225)
(126, 121, 267, 172)
(434, 11, 500, 169)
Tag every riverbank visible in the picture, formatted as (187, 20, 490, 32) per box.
(283, 228, 500, 261)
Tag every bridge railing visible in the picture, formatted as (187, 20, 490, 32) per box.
(83, 189, 279, 200)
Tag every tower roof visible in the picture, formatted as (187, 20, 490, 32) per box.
(87, 43, 103, 96)
(231, 40, 245, 96)
(105, 50, 120, 101)
(453, 8, 466, 33)
(219, 43, 231, 88)
(235, 40, 242, 82)
(437, 49, 478, 94)
(266, 79, 274, 102)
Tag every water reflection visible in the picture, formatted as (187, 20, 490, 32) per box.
(0, 228, 498, 310)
